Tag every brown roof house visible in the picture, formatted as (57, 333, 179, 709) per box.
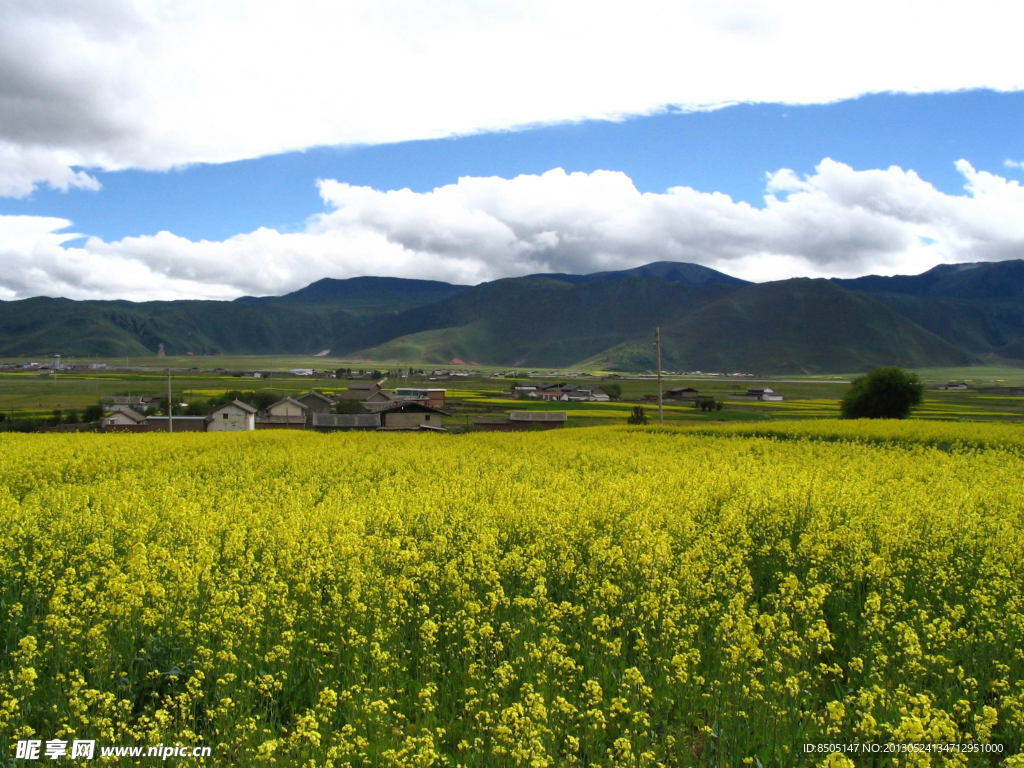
(101, 407, 149, 433)
(296, 390, 335, 413)
(665, 387, 700, 400)
(379, 402, 449, 431)
(361, 390, 399, 413)
(335, 380, 383, 401)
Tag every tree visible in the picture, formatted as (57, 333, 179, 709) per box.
(840, 367, 923, 419)
(601, 383, 623, 401)
(333, 398, 365, 414)
(627, 406, 648, 425)
(184, 399, 210, 416)
(83, 404, 104, 422)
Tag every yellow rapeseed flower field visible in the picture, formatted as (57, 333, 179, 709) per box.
(1, 424, 1022, 766)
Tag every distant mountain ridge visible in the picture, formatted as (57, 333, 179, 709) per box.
(524, 261, 749, 287)
(237, 276, 470, 314)
(832, 260, 1024, 356)
(2, 259, 1023, 373)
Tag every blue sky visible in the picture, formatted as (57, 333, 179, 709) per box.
(4, 90, 1023, 244)
(1, 2, 1023, 300)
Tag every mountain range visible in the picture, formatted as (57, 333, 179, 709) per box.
(2, 260, 1024, 373)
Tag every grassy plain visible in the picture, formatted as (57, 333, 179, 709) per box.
(1, 424, 1022, 766)
(3, 372, 1022, 428)
(1, 356, 1022, 427)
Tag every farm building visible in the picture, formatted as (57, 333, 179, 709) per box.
(258, 397, 308, 429)
(361, 390, 400, 412)
(746, 387, 784, 402)
(206, 400, 257, 431)
(473, 411, 569, 431)
(394, 388, 447, 408)
(379, 402, 449, 431)
(100, 407, 149, 433)
(665, 386, 700, 400)
(335, 380, 384, 401)
(296, 390, 335, 414)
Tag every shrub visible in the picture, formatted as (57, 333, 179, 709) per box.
(627, 405, 648, 424)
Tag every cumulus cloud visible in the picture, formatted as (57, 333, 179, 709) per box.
(1, 0, 1023, 196)
(3, 160, 1024, 300)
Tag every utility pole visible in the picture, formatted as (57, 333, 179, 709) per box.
(167, 367, 173, 433)
(655, 327, 664, 424)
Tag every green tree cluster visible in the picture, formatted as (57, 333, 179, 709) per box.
(840, 367, 923, 419)
(601, 383, 623, 400)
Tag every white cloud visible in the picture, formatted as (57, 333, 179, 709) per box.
(2, 0, 1023, 195)
(3, 160, 1024, 300)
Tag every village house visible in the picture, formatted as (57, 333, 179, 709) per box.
(378, 402, 449, 431)
(296, 390, 335, 414)
(205, 400, 257, 431)
(394, 387, 446, 408)
(258, 397, 308, 429)
(533, 384, 609, 402)
(664, 386, 700, 401)
(746, 387, 784, 401)
(563, 387, 610, 402)
(101, 407, 149, 433)
(335, 380, 383, 401)
(361, 390, 399, 412)
(534, 387, 566, 401)
(473, 410, 568, 431)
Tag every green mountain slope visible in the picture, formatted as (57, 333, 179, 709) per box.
(0, 298, 357, 356)
(2, 260, 1019, 371)
(352, 276, 973, 373)
(835, 259, 1024, 356)
(353, 277, 733, 366)
(587, 279, 974, 373)
(237, 276, 469, 315)
(835, 259, 1024, 299)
